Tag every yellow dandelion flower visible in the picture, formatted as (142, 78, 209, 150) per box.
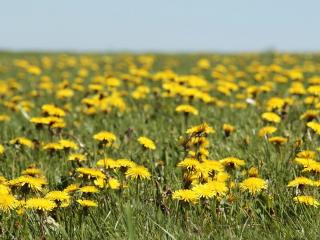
(0, 176, 7, 184)
(288, 70, 303, 80)
(192, 181, 228, 199)
(30, 116, 65, 128)
(300, 110, 319, 121)
(223, 123, 236, 136)
(77, 199, 98, 207)
(79, 186, 99, 193)
(76, 167, 105, 179)
(288, 177, 315, 187)
(125, 165, 151, 180)
(0, 144, 4, 154)
(137, 136, 156, 150)
(172, 189, 199, 203)
(198, 147, 209, 158)
(45, 191, 70, 207)
(0, 184, 10, 195)
(307, 121, 320, 135)
(45, 191, 70, 201)
(304, 96, 318, 105)
(197, 58, 210, 69)
(262, 112, 281, 123)
(59, 139, 78, 150)
(117, 159, 136, 168)
(207, 180, 228, 194)
(108, 178, 120, 189)
(96, 158, 118, 169)
(239, 177, 267, 194)
(94, 177, 105, 188)
(30, 117, 50, 126)
(93, 131, 116, 145)
(25, 198, 56, 211)
(41, 104, 66, 117)
(27, 65, 41, 75)
(177, 158, 200, 170)
(188, 136, 209, 148)
(268, 136, 288, 145)
(0, 115, 10, 122)
(247, 167, 259, 177)
(289, 82, 306, 95)
(192, 184, 216, 199)
(293, 195, 319, 207)
(313, 180, 320, 187)
(295, 138, 303, 148)
(187, 150, 196, 158)
(9, 137, 34, 149)
(43, 142, 63, 151)
(308, 85, 320, 96)
(21, 167, 43, 177)
(215, 172, 230, 182)
(302, 162, 320, 174)
(45, 116, 64, 126)
(266, 97, 285, 111)
(64, 183, 80, 193)
(51, 120, 66, 129)
(0, 194, 18, 212)
(297, 151, 316, 159)
(258, 126, 277, 137)
(56, 88, 74, 99)
(294, 157, 317, 167)
(190, 165, 210, 183)
(9, 176, 47, 191)
(220, 157, 245, 169)
(201, 160, 224, 173)
(175, 104, 199, 116)
(68, 153, 87, 162)
(186, 122, 215, 136)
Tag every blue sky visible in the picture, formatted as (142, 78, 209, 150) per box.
(0, 0, 319, 52)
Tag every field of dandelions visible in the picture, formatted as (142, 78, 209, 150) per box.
(1, 52, 320, 239)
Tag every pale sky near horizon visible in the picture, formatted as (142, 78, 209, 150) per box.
(0, 0, 319, 52)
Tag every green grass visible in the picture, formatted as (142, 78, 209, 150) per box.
(1, 52, 320, 239)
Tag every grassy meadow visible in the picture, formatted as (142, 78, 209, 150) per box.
(1, 52, 320, 239)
